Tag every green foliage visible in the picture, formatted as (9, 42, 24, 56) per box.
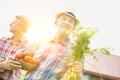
(60, 69, 80, 80)
(93, 48, 110, 55)
(62, 26, 110, 80)
(70, 26, 98, 61)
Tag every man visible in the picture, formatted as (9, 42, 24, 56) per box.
(0, 15, 31, 80)
(25, 11, 82, 80)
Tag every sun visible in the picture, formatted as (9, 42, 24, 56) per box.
(25, 25, 55, 44)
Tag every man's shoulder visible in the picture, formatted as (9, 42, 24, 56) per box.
(0, 36, 11, 41)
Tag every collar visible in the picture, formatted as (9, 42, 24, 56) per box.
(49, 39, 67, 46)
(7, 36, 27, 43)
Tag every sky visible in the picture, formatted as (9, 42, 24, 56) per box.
(0, 0, 120, 56)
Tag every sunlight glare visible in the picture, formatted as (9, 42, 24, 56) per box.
(25, 25, 54, 43)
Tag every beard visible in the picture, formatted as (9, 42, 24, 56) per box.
(10, 28, 16, 33)
(56, 27, 70, 40)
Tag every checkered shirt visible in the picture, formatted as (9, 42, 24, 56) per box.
(0, 36, 28, 80)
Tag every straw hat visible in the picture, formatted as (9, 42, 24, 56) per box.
(56, 12, 80, 26)
(16, 15, 31, 32)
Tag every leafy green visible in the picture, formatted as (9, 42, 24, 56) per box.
(69, 26, 98, 61)
(62, 26, 110, 80)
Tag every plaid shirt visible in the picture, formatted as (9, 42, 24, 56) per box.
(0, 36, 28, 80)
(25, 42, 70, 80)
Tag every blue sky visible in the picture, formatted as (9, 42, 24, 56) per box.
(0, 0, 120, 56)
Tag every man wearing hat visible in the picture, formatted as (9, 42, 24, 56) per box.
(25, 11, 82, 80)
(0, 15, 31, 80)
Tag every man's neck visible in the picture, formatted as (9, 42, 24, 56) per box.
(50, 36, 67, 46)
(12, 34, 24, 42)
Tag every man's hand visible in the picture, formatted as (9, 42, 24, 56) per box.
(0, 69, 5, 72)
(0, 58, 5, 72)
(0, 58, 4, 62)
(4, 57, 21, 70)
(71, 61, 82, 73)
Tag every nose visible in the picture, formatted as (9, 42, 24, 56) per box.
(10, 22, 14, 28)
(10, 21, 13, 25)
(10, 21, 14, 26)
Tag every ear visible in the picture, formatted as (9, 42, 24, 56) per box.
(73, 24, 76, 29)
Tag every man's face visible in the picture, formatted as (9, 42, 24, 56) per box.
(56, 14, 76, 40)
(10, 17, 24, 34)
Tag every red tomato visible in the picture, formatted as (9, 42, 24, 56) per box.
(23, 56, 33, 63)
(32, 58, 40, 65)
(14, 49, 25, 59)
(23, 51, 34, 57)
(14, 52, 24, 59)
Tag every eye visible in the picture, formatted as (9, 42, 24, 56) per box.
(12, 21, 15, 24)
(68, 20, 72, 23)
(62, 17, 66, 20)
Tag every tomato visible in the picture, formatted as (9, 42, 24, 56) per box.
(23, 51, 34, 57)
(23, 56, 33, 63)
(23, 56, 39, 65)
(14, 49, 25, 59)
(14, 52, 24, 59)
(31, 58, 40, 65)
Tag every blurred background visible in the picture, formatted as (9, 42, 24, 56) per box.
(0, 0, 120, 56)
